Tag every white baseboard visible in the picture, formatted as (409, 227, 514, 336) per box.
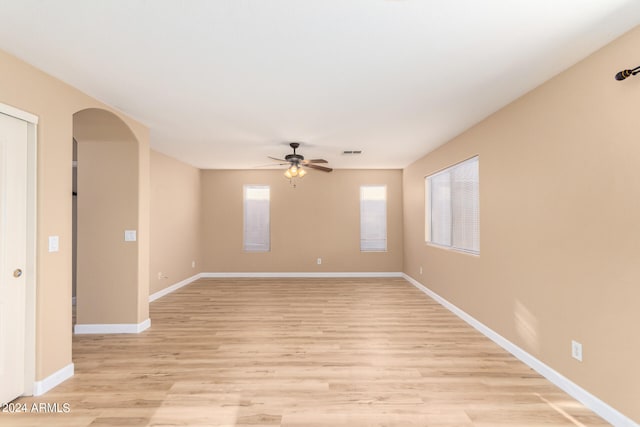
(402, 274, 638, 427)
(33, 363, 74, 396)
(149, 273, 202, 302)
(74, 318, 151, 334)
(200, 272, 403, 278)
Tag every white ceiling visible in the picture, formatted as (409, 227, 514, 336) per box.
(1, 1, 639, 169)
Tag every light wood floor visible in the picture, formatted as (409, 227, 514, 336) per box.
(5, 278, 608, 426)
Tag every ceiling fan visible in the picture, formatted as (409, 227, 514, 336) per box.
(270, 142, 333, 180)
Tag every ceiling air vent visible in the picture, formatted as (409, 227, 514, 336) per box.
(342, 150, 362, 155)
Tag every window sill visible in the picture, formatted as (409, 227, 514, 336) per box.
(426, 242, 479, 257)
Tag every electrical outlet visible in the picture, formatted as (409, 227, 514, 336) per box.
(317, 258, 322, 265)
(571, 340, 583, 362)
(158, 272, 163, 280)
(192, 261, 196, 268)
(419, 266, 423, 275)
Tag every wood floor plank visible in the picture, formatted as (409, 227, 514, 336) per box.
(2, 278, 609, 426)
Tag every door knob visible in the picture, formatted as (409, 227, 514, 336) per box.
(13, 269, 22, 278)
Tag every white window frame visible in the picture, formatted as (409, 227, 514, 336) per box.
(360, 185, 387, 252)
(243, 185, 270, 252)
(425, 156, 479, 255)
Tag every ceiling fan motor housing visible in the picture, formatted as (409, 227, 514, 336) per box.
(285, 142, 304, 165)
(284, 142, 304, 166)
(285, 153, 304, 163)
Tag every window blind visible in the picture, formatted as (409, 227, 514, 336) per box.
(426, 157, 479, 253)
(360, 185, 387, 252)
(243, 185, 270, 252)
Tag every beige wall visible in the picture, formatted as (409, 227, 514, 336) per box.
(201, 169, 403, 272)
(150, 150, 201, 294)
(74, 108, 150, 325)
(403, 26, 640, 422)
(74, 108, 140, 324)
(0, 49, 150, 380)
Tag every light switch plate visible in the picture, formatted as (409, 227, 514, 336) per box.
(48, 235, 59, 252)
(124, 230, 137, 242)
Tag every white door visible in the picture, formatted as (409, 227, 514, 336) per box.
(0, 112, 28, 404)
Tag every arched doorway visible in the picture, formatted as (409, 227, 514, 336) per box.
(72, 108, 149, 332)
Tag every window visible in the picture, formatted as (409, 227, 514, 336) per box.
(426, 156, 479, 254)
(360, 185, 387, 251)
(243, 185, 270, 252)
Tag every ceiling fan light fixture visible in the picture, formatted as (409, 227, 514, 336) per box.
(284, 164, 306, 183)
